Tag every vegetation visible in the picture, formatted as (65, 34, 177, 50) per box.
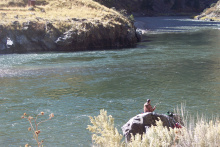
(0, 0, 130, 26)
(87, 109, 124, 146)
(88, 109, 220, 147)
(195, 1, 220, 21)
(21, 112, 54, 147)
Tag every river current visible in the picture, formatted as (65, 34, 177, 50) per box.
(0, 16, 220, 146)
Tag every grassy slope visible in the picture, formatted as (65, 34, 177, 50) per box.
(0, 0, 130, 27)
(195, 1, 220, 21)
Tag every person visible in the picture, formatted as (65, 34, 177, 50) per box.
(28, 0, 36, 7)
(144, 99, 156, 113)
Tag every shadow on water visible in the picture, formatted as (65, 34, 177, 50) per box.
(135, 16, 220, 33)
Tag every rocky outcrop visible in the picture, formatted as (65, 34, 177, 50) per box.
(121, 112, 183, 142)
(195, 0, 220, 21)
(0, 19, 140, 54)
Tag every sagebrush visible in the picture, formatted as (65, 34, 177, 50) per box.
(88, 109, 220, 147)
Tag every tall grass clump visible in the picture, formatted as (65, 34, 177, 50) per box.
(21, 112, 54, 147)
(88, 107, 220, 147)
(0, 0, 130, 25)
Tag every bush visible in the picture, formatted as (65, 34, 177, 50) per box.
(88, 109, 220, 147)
(87, 109, 124, 147)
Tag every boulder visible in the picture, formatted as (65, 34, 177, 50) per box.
(121, 112, 183, 142)
(0, 19, 140, 53)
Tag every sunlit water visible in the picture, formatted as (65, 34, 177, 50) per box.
(0, 16, 220, 146)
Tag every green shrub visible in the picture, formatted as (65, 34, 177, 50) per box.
(128, 14, 134, 22)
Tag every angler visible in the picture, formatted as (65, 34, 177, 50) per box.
(143, 99, 156, 113)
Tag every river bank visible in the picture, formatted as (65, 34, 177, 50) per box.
(0, 0, 140, 53)
(1, 0, 220, 53)
(0, 18, 140, 53)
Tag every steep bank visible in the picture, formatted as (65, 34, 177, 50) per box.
(0, 18, 139, 54)
(195, 1, 220, 21)
(0, 0, 140, 54)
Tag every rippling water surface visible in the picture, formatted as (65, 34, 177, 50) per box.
(0, 17, 220, 146)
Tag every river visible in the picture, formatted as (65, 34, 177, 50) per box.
(0, 16, 220, 146)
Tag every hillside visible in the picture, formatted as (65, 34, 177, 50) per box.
(195, 1, 220, 21)
(0, 0, 130, 24)
(0, 0, 140, 53)
(94, 0, 218, 16)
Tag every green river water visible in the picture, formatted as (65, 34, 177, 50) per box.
(0, 16, 220, 146)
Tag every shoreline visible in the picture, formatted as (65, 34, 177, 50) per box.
(1, 0, 220, 54)
(0, 17, 141, 54)
(0, 0, 141, 54)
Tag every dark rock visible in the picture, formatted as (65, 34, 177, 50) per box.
(14, 15, 19, 19)
(72, 18, 80, 21)
(22, 21, 32, 30)
(0, 25, 3, 31)
(121, 112, 184, 143)
(0, 19, 140, 53)
(12, 21, 19, 25)
(36, 17, 43, 21)
(45, 22, 54, 31)
(41, 9, 45, 13)
(28, 7, 35, 11)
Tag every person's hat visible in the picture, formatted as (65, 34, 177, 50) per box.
(147, 99, 150, 102)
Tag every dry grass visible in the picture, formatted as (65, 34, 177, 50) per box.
(0, 0, 129, 26)
(87, 109, 124, 147)
(88, 108, 220, 147)
(195, 1, 220, 21)
(21, 112, 54, 147)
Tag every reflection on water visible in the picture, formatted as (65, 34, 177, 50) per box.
(0, 17, 220, 146)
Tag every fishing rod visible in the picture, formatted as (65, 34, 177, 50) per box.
(140, 74, 175, 113)
(153, 74, 175, 107)
(154, 101, 161, 107)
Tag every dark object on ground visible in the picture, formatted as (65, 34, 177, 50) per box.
(121, 112, 184, 142)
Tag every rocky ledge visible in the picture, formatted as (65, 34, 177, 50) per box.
(195, 1, 220, 21)
(0, 18, 141, 54)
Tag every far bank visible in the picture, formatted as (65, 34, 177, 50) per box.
(0, 0, 140, 54)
